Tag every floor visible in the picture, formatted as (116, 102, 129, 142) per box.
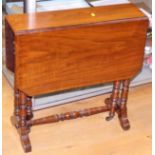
(2, 75, 152, 155)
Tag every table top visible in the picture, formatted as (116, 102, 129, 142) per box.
(6, 3, 146, 34)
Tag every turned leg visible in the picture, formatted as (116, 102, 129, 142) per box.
(106, 81, 121, 121)
(11, 89, 20, 128)
(19, 91, 32, 152)
(118, 80, 130, 130)
(26, 96, 33, 120)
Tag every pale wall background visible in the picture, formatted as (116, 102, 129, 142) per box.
(130, 0, 151, 9)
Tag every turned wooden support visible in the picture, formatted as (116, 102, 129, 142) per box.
(118, 80, 130, 130)
(13, 89, 20, 128)
(20, 92, 28, 130)
(15, 89, 20, 116)
(120, 80, 129, 105)
(106, 81, 121, 120)
(26, 96, 33, 120)
(27, 106, 110, 126)
(105, 80, 130, 130)
(19, 91, 32, 152)
(11, 80, 131, 153)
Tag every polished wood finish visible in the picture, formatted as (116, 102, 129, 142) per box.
(105, 80, 130, 130)
(27, 106, 110, 126)
(11, 90, 31, 152)
(11, 82, 131, 152)
(19, 91, 31, 152)
(17, 18, 148, 96)
(26, 96, 33, 120)
(5, 4, 148, 153)
(6, 4, 145, 33)
(10, 82, 130, 152)
(5, 20, 15, 72)
(5, 17, 148, 96)
(118, 80, 130, 130)
(13, 89, 20, 128)
(15, 19, 147, 96)
(5, 4, 148, 96)
(106, 81, 121, 121)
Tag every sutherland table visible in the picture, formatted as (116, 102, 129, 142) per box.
(5, 4, 148, 152)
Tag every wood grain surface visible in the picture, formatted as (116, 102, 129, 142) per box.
(5, 4, 148, 96)
(6, 4, 146, 34)
(15, 18, 148, 96)
(5, 20, 15, 72)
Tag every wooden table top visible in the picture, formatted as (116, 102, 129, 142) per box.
(6, 4, 146, 34)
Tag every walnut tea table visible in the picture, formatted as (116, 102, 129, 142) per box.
(5, 4, 148, 152)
